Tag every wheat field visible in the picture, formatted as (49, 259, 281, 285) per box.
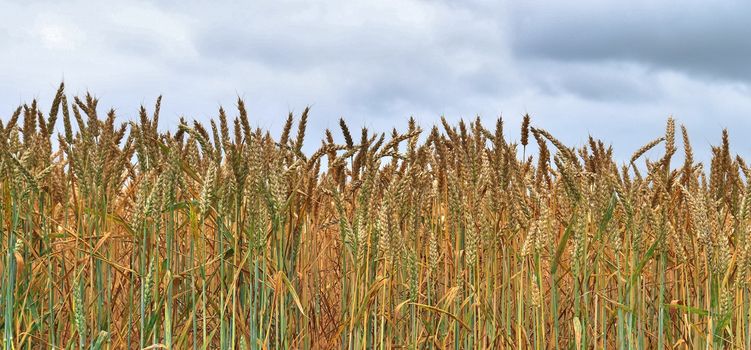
(1, 83, 750, 349)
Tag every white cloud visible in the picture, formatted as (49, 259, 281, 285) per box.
(35, 21, 84, 51)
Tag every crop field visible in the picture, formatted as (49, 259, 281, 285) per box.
(1, 83, 751, 349)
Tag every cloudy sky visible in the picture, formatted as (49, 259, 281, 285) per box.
(1, 0, 749, 161)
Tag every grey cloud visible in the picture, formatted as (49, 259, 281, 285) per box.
(523, 61, 662, 102)
(509, 2, 751, 82)
(185, 1, 511, 121)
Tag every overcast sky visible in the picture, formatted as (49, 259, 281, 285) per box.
(1, 0, 750, 162)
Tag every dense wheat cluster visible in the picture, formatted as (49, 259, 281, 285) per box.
(1, 84, 750, 349)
